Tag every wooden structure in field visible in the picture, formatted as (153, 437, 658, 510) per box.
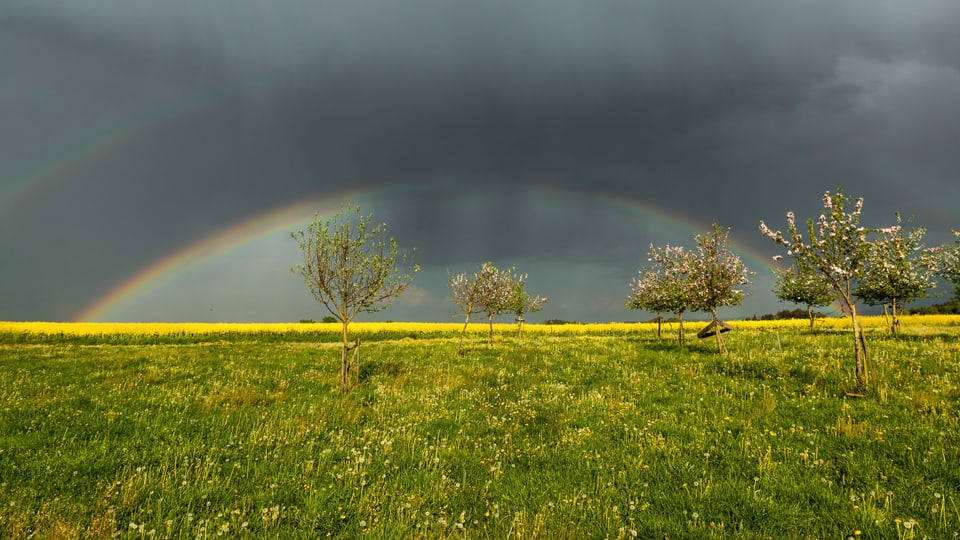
(697, 319, 731, 339)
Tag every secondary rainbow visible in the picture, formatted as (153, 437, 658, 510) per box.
(1, 86, 237, 211)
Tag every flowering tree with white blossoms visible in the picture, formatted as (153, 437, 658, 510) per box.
(689, 222, 751, 353)
(772, 257, 835, 330)
(504, 279, 547, 338)
(626, 266, 671, 339)
(925, 230, 960, 301)
(856, 213, 937, 335)
(450, 262, 516, 355)
(627, 244, 697, 345)
(760, 189, 871, 393)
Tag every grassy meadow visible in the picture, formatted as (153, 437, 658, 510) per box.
(1, 317, 959, 538)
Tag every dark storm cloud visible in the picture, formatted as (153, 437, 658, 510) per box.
(2, 0, 959, 321)
(232, 0, 960, 223)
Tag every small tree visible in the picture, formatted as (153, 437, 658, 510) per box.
(760, 189, 872, 393)
(292, 205, 417, 392)
(772, 257, 835, 330)
(477, 264, 519, 345)
(451, 262, 515, 355)
(628, 244, 697, 345)
(856, 214, 937, 334)
(450, 272, 477, 356)
(925, 230, 960, 301)
(627, 266, 671, 339)
(504, 279, 547, 337)
(689, 222, 751, 353)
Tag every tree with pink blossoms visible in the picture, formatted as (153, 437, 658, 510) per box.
(450, 262, 516, 355)
(627, 244, 697, 345)
(856, 213, 937, 335)
(689, 222, 751, 353)
(760, 189, 871, 394)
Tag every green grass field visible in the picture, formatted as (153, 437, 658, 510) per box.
(2, 321, 959, 538)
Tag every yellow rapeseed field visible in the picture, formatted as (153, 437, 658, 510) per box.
(2, 315, 958, 336)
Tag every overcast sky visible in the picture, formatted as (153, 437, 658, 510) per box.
(3, 0, 959, 323)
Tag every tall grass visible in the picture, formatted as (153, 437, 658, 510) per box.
(1, 320, 958, 538)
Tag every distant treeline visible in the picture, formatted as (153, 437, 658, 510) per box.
(907, 300, 960, 315)
(745, 308, 827, 321)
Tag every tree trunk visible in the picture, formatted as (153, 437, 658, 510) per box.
(849, 304, 867, 394)
(516, 316, 525, 338)
(807, 304, 815, 330)
(891, 298, 900, 335)
(677, 310, 685, 346)
(711, 308, 726, 354)
(656, 312, 662, 339)
(458, 313, 470, 356)
(488, 313, 495, 345)
(340, 320, 349, 393)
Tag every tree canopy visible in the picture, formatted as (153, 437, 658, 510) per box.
(772, 257, 835, 329)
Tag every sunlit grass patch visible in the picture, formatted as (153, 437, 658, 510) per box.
(1, 319, 959, 537)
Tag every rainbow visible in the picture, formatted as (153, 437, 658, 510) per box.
(75, 191, 374, 322)
(538, 185, 784, 276)
(76, 183, 841, 322)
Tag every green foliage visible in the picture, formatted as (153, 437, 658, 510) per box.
(773, 259, 835, 309)
(503, 279, 547, 337)
(752, 308, 827, 321)
(3, 325, 960, 538)
(909, 300, 960, 315)
(772, 258, 835, 329)
(503, 280, 547, 320)
(291, 205, 417, 323)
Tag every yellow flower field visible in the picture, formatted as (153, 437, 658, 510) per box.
(2, 314, 958, 336)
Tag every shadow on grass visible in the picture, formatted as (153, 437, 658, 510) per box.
(867, 331, 960, 343)
(357, 359, 408, 383)
(711, 360, 783, 381)
(640, 339, 719, 355)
